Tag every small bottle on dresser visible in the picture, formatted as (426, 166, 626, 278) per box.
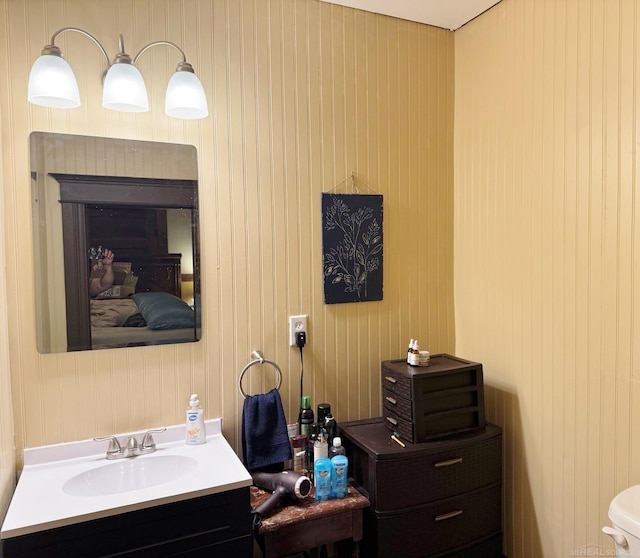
(329, 436, 346, 459)
(406, 339, 414, 363)
(408, 340, 420, 366)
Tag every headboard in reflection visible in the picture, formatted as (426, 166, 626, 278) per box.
(30, 133, 201, 353)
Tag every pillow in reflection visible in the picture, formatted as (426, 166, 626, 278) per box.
(130, 292, 196, 330)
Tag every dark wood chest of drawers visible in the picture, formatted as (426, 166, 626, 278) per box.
(382, 355, 486, 443)
(339, 418, 503, 558)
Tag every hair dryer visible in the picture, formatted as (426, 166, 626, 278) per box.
(251, 470, 312, 517)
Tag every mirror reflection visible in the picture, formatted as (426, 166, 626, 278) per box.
(31, 132, 201, 353)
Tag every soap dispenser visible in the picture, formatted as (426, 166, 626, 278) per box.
(186, 393, 206, 445)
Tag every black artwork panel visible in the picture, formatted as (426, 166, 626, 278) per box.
(322, 193, 383, 304)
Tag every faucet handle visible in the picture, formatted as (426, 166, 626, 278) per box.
(94, 435, 122, 458)
(141, 427, 167, 450)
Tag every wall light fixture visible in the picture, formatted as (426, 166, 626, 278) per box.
(28, 27, 208, 120)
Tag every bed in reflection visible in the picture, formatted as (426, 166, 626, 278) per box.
(89, 255, 200, 349)
(90, 294, 199, 349)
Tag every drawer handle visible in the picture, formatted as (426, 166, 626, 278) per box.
(435, 510, 463, 522)
(434, 457, 463, 468)
(385, 416, 398, 426)
(384, 376, 397, 384)
(385, 396, 397, 405)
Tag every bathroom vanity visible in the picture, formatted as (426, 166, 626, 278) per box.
(0, 419, 253, 557)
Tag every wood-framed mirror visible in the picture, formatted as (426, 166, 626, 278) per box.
(30, 132, 201, 353)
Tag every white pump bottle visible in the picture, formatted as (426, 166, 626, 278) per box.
(186, 393, 206, 445)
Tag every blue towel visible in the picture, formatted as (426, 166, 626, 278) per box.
(242, 388, 292, 472)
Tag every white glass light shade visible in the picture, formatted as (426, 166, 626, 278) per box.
(165, 71, 208, 119)
(28, 54, 80, 108)
(102, 63, 149, 112)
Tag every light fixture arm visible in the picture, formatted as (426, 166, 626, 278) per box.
(134, 41, 195, 73)
(45, 27, 111, 67)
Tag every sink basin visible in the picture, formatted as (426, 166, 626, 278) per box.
(62, 455, 198, 497)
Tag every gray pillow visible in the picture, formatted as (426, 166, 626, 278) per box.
(131, 292, 195, 330)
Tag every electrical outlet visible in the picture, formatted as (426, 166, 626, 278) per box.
(289, 315, 308, 346)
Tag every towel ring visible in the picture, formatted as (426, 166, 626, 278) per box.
(238, 350, 283, 398)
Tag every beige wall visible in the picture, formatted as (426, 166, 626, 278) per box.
(0, 112, 17, 528)
(0, 0, 454, 525)
(455, 0, 640, 556)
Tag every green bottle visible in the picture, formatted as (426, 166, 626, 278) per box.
(298, 395, 314, 436)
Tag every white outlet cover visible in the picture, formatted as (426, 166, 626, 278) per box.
(289, 315, 308, 346)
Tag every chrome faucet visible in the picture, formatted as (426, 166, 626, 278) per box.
(94, 427, 166, 460)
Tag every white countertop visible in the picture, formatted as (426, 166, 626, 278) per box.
(1, 419, 252, 539)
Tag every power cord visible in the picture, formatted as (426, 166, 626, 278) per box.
(296, 332, 306, 404)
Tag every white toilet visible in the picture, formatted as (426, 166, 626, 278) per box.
(603, 485, 640, 556)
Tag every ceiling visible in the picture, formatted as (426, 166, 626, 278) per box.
(319, 0, 502, 31)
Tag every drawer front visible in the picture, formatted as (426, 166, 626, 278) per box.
(383, 388, 412, 421)
(416, 387, 480, 415)
(382, 409, 414, 442)
(381, 368, 412, 399)
(374, 435, 502, 512)
(413, 367, 483, 394)
(414, 408, 485, 443)
(374, 483, 502, 558)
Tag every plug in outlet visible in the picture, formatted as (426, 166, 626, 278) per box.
(289, 315, 308, 346)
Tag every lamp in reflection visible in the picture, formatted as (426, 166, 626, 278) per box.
(28, 27, 208, 119)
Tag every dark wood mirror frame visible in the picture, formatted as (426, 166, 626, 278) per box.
(52, 173, 200, 351)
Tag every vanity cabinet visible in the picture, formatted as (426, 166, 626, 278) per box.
(0, 487, 252, 557)
(339, 418, 503, 558)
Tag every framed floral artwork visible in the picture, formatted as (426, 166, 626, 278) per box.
(322, 192, 383, 304)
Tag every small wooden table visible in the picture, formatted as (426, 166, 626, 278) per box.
(251, 484, 369, 558)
